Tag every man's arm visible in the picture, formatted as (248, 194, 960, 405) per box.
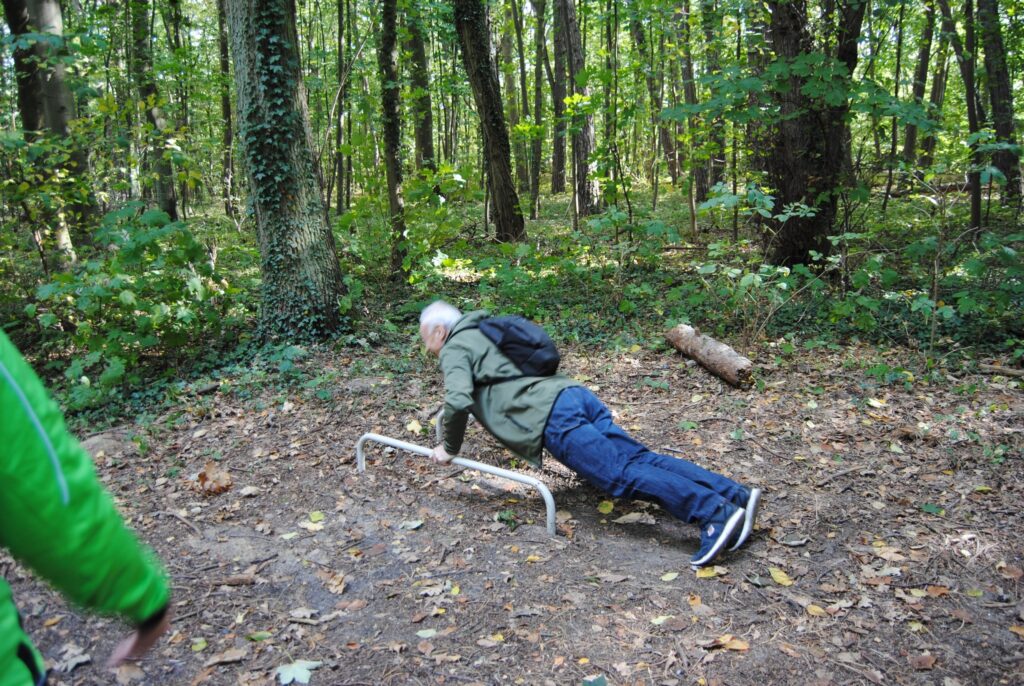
(0, 333, 170, 657)
(439, 344, 476, 455)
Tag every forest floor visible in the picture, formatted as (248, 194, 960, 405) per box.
(6, 341, 1024, 686)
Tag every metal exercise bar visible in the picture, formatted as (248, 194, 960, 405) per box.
(355, 432, 557, 537)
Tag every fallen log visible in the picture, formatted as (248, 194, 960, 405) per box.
(665, 324, 753, 388)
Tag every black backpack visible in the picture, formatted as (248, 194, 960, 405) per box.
(477, 315, 560, 377)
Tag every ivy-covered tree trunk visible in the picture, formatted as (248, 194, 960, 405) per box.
(2, 0, 81, 270)
(556, 0, 599, 218)
(226, 0, 346, 339)
(130, 0, 179, 221)
(977, 0, 1021, 202)
(452, 0, 526, 242)
(379, 0, 407, 273)
(406, 7, 436, 172)
(764, 0, 866, 267)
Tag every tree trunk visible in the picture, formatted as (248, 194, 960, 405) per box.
(216, 0, 235, 219)
(937, 0, 983, 229)
(881, 0, 906, 214)
(407, 7, 436, 172)
(226, 0, 345, 339)
(130, 0, 179, 220)
(511, 0, 531, 194)
(2, 0, 81, 270)
(555, 0, 599, 218)
(764, 0, 866, 267)
(665, 324, 753, 388)
(550, 0, 567, 194)
(919, 30, 949, 168)
(630, 12, 678, 186)
(902, 1, 934, 166)
(500, 6, 528, 194)
(977, 0, 1021, 201)
(680, 0, 706, 213)
(699, 0, 725, 200)
(379, 0, 408, 273)
(452, 0, 526, 242)
(529, 0, 546, 218)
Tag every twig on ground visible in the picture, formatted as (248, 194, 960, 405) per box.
(156, 510, 202, 536)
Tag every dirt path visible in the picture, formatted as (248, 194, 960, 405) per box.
(7, 344, 1023, 685)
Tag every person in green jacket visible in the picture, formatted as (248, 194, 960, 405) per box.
(0, 330, 171, 686)
(420, 301, 762, 569)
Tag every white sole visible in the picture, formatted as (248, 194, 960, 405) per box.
(729, 488, 762, 552)
(691, 507, 745, 568)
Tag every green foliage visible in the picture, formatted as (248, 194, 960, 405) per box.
(27, 204, 252, 407)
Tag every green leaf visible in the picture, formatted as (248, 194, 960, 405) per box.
(246, 631, 273, 642)
(920, 503, 945, 516)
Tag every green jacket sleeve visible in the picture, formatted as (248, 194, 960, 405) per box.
(439, 344, 476, 455)
(0, 331, 169, 625)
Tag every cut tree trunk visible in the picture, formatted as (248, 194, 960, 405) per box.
(665, 324, 753, 388)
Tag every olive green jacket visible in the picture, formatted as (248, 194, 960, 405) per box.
(0, 331, 169, 686)
(440, 311, 579, 466)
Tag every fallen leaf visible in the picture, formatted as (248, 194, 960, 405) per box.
(651, 615, 674, 625)
(275, 659, 322, 685)
(203, 647, 247, 668)
(191, 637, 208, 652)
(246, 631, 273, 642)
(398, 519, 423, 530)
(769, 567, 794, 586)
(416, 629, 437, 639)
(597, 500, 614, 514)
(908, 653, 936, 670)
(407, 419, 423, 435)
(612, 512, 656, 525)
(926, 585, 949, 597)
(115, 663, 146, 685)
(695, 565, 728, 579)
(239, 486, 260, 497)
(1009, 625, 1024, 640)
(661, 572, 679, 582)
(806, 604, 827, 617)
(297, 520, 323, 532)
(997, 562, 1023, 581)
(197, 461, 232, 494)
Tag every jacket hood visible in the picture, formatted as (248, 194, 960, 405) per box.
(446, 310, 489, 341)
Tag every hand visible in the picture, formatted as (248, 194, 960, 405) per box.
(431, 444, 454, 464)
(106, 607, 172, 669)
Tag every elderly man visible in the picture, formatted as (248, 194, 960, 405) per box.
(419, 300, 762, 569)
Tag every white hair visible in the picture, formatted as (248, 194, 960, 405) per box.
(420, 300, 462, 330)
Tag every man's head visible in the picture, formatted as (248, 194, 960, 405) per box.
(419, 300, 462, 356)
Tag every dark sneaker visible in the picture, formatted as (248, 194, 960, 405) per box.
(691, 503, 745, 569)
(729, 487, 762, 552)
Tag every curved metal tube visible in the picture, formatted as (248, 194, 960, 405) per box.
(356, 432, 557, 537)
